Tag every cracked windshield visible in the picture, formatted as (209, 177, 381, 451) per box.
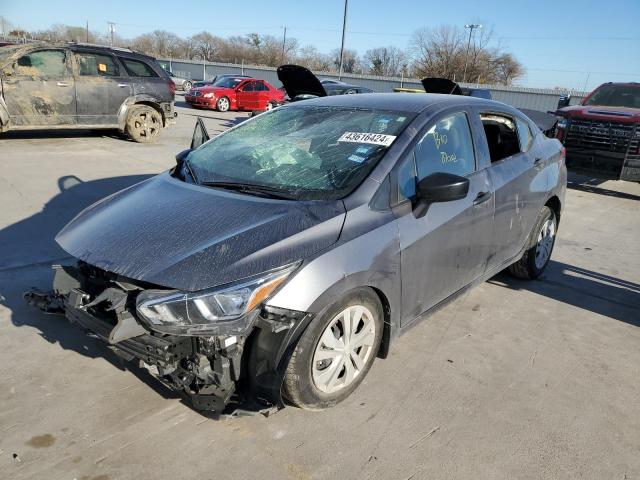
(185, 105, 413, 199)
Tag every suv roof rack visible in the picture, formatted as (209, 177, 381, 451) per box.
(65, 41, 137, 53)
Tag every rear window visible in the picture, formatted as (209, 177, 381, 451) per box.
(119, 58, 158, 77)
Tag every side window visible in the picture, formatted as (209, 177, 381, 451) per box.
(480, 113, 521, 162)
(415, 111, 476, 179)
(119, 58, 158, 77)
(257, 82, 269, 91)
(15, 50, 67, 78)
(396, 152, 417, 202)
(516, 118, 534, 152)
(241, 81, 256, 92)
(76, 52, 119, 77)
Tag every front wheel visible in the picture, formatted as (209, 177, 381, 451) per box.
(216, 96, 230, 112)
(282, 288, 383, 410)
(508, 206, 557, 279)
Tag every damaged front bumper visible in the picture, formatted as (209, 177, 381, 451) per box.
(25, 263, 313, 414)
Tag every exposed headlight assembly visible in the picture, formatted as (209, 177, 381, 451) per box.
(136, 263, 298, 336)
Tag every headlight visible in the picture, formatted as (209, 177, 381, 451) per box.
(203, 92, 214, 98)
(556, 118, 567, 130)
(136, 263, 298, 335)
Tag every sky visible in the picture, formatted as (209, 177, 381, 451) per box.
(1, 0, 639, 91)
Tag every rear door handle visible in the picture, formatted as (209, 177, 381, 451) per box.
(118, 83, 129, 88)
(473, 191, 493, 206)
(56, 81, 70, 87)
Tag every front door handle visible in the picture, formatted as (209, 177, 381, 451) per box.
(56, 81, 70, 87)
(117, 83, 129, 88)
(473, 191, 493, 206)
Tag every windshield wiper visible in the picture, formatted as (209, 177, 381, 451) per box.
(199, 181, 298, 200)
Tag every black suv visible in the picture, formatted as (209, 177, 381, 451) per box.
(0, 43, 176, 142)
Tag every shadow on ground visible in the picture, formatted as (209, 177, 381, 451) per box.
(490, 260, 640, 328)
(0, 129, 122, 140)
(0, 174, 153, 271)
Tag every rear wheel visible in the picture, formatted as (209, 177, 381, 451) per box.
(282, 288, 383, 410)
(125, 105, 162, 143)
(183, 81, 192, 92)
(216, 96, 230, 112)
(508, 206, 557, 279)
(265, 101, 276, 111)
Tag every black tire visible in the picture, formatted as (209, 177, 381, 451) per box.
(125, 105, 163, 143)
(216, 96, 230, 112)
(282, 287, 383, 410)
(508, 206, 557, 279)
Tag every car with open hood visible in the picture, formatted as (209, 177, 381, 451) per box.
(555, 82, 640, 182)
(27, 92, 566, 414)
(185, 76, 284, 112)
(0, 43, 176, 142)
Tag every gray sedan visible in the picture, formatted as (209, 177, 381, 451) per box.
(32, 93, 566, 413)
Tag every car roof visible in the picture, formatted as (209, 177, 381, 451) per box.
(294, 92, 506, 113)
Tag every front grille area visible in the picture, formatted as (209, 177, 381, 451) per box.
(188, 90, 202, 97)
(565, 119, 637, 154)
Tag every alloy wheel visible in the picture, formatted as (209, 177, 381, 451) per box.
(131, 110, 160, 140)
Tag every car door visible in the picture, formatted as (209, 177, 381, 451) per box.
(3, 48, 76, 126)
(72, 50, 132, 125)
(393, 109, 495, 325)
(235, 81, 260, 110)
(476, 109, 546, 270)
(255, 81, 272, 109)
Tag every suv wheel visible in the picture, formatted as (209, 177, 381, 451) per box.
(282, 288, 383, 410)
(216, 97, 230, 112)
(125, 105, 162, 143)
(508, 206, 557, 279)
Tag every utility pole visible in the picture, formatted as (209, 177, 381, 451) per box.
(281, 26, 287, 63)
(462, 23, 481, 83)
(338, 0, 349, 79)
(107, 21, 116, 46)
(86, 20, 89, 43)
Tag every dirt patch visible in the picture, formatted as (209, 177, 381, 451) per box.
(26, 433, 55, 448)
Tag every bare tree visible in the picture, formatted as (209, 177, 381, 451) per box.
(296, 45, 333, 71)
(363, 46, 407, 76)
(331, 48, 360, 74)
(409, 24, 523, 85)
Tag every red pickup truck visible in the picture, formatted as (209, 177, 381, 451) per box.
(555, 82, 640, 182)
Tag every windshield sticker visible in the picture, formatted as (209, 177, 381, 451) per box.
(338, 132, 397, 147)
(355, 146, 373, 155)
(348, 154, 367, 163)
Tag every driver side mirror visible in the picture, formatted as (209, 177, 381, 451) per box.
(190, 117, 210, 149)
(413, 172, 470, 218)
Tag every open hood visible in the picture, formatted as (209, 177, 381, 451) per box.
(277, 64, 327, 100)
(518, 108, 558, 134)
(420, 78, 463, 95)
(55, 172, 345, 292)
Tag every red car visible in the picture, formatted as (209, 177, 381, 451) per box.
(185, 77, 285, 112)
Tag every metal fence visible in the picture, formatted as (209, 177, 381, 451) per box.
(160, 58, 589, 112)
